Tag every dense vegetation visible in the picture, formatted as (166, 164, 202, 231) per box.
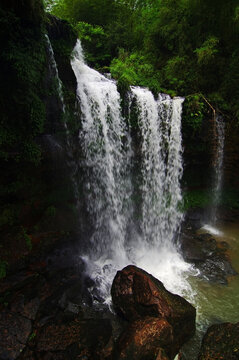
(49, 0, 239, 121)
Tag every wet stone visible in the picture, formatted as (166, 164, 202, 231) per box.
(114, 316, 173, 360)
(111, 265, 196, 358)
(198, 322, 239, 360)
(180, 231, 237, 284)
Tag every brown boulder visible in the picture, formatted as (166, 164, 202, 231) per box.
(198, 322, 239, 359)
(111, 265, 196, 353)
(114, 316, 172, 360)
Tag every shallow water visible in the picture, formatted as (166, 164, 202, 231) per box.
(182, 222, 239, 359)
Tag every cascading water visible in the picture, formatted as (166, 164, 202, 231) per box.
(211, 114, 225, 223)
(71, 39, 193, 300)
(129, 88, 191, 295)
(45, 35, 80, 209)
(130, 88, 184, 247)
(203, 114, 225, 235)
(71, 40, 133, 297)
(45, 34, 65, 113)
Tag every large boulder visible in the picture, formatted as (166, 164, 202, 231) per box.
(198, 322, 239, 359)
(113, 316, 172, 360)
(111, 265, 196, 357)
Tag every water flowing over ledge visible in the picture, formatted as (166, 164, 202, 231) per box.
(210, 114, 225, 224)
(71, 39, 194, 302)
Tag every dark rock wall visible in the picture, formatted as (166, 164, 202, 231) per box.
(224, 119, 239, 189)
(0, 0, 79, 269)
(1, 0, 44, 25)
(182, 110, 239, 216)
(182, 113, 214, 192)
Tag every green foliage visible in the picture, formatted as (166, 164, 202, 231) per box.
(75, 22, 105, 41)
(163, 56, 189, 92)
(183, 188, 239, 211)
(235, 6, 239, 22)
(110, 50, 162, 93)
(183, 94, 205, 134)
(183, 190, 211, 210)
(44, 0, 55, 12)
(48, 0, 239, 121)
(221, 189, 239, 209)
(74, 22, 110, 67)
(195, 37, 219, 65)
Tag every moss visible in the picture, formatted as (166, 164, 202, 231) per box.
(221, 188, 239, 209)
(182, 190, 211, 211)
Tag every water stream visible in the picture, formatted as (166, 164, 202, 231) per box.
(45, 35, 80, 210)
(205, 114, 225, 229)
(212, 115, 225, 217)
(182, 223, 239, 359)
(45, 34, 66, 113)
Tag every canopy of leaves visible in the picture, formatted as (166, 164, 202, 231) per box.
(49, 0, 239, 121)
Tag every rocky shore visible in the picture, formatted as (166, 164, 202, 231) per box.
(0, 255, 196, 359)
(1, 228, 238, 360)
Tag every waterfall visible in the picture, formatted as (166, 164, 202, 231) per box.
(71, 40, 192, 300)
(129, 88, 190, 295)
(211, 114, 225, 224)
(45, 35, 80, 210)
(202, 114, 225, 235)
(45, 34, 65, 113)
(130, 88, 184, 248)
(71, 40, 133, 296)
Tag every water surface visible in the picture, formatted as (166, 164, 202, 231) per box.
(182, 222, 239, 359)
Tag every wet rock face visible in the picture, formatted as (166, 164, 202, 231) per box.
(46, 14, 77, 97)
(114, 316, 172, 360)
(1, 0, 44, 25)
(111, 265, 196, 359)
(198, 322, 239, 359)
(180, 231, 237, 284)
